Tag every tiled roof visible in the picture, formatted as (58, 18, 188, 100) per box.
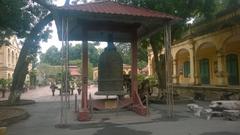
(57, 1, 178, 20)
(69, 67, 80, 76)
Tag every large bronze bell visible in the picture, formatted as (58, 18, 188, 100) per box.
(96, 35, 124, 95)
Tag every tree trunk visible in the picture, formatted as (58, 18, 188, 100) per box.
(159, 54, 166, 98)
(8, 14, 53, 104)
(30, 70, 37, 89)
(150, 38, 166, 99)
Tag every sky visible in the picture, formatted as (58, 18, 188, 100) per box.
(39, 0, 107, 53)
(39, 0, 64, 53)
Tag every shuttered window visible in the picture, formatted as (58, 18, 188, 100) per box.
(183, 61, 190, 78)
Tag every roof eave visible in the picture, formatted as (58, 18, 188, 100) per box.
(53, 7, 180, 42)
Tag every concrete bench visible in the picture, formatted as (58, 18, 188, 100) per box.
(0, 127, 7, 135)
(201, 110, 223, 120)
(223, 110, 240, 121)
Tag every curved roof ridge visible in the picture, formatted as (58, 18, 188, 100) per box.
(58, 0, 179, 20)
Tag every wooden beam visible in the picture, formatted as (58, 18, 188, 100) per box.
(78, 20, 140, 34)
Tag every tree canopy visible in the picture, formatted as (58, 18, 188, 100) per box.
(114, 43, 148, 69)
(0, 0, 52, 45)
(40, 46, 61, 65)
(117, 0, 238, 41)
(40, 42, 101, 67)
(6, 0, 55, 104)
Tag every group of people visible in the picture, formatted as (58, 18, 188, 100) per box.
(49, 81, 82, 96)
(49, 77, 153, 105)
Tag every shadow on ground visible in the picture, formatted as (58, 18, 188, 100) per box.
(200, 132, 240, 135)
(66, 111, 189, 131)
(68, 121, 152, 135)
(93, 126, 152, 135)
(151, 114, 189, 122)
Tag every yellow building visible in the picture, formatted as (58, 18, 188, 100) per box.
(148, 8, 240, 87)
(0, 36, 20, 79)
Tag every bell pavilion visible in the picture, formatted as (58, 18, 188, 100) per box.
(53, 0, 179, 121)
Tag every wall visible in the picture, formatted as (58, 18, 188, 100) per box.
(148, 25, 240, 87)
(0, 36, 20, 79)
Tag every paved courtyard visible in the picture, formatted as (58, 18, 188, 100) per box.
(5, 86, 240, 135)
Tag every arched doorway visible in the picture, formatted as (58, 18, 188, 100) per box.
(226, 54, 239, 85)
(223, 34, 240, 85)
(8, 73, 11, 79)
(12, 51, 14, 64)
(175, 49, 190, 84)
(197, 43, 216, 85)
(199, 58, 210, 84)
(8, 49, 10, 64)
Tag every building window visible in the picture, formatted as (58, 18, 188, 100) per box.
(8, 73, 11, 79)
(15, 53, 18, 64)
(8, 49, 10, 64)
(183, 61, 190, 78)
(12, 51, 14, 64)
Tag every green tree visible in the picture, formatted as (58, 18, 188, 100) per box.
(6, 0, 95, 103)
(0, 79, 10, 89)
(0, 0, 33, 45)
(8, 0, 55, 104)
(40, 46, 61, 65)
(8, 0, 86, 104)
(137, 44, 148, 69)
(88, 42, 101, 67)
(68, 42, 100, 67)
(115, 43, 131, 65)
(29, 70, 37, 88)
(114, 42, 148, 67)
(69, 44, 81, 60)
(37, 63, 62, 81)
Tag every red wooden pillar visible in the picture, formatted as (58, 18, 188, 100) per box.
(82, 38, 88, 110)
(131, 34, 147, 116)
(78, 29, 90, 121)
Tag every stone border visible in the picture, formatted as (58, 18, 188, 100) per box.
(0, 107, 29, 126)
(0, 100, 35, 106)
(149, 97, 194, 104)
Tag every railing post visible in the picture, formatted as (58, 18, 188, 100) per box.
(116, 96, 120, 116)
(89, 94, 93, 117)
(146, 91, 150, 116)
(75, 94, 78, 112)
